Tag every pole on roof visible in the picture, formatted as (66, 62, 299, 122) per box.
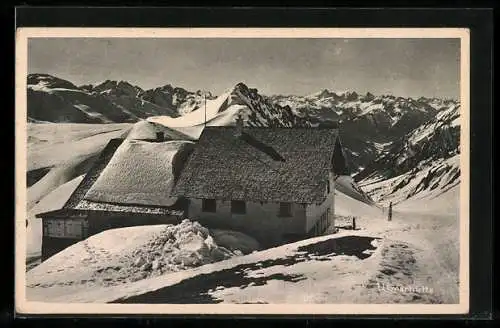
(204, 93, 207, 127)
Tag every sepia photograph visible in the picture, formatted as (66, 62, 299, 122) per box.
(15, 28, 469, 315)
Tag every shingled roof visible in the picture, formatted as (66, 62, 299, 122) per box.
(171, 126, 344, 204)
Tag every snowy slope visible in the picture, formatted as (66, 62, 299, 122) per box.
(335, 176, 375, 206)
(356, 103, 460, 206)
(27, 220, 260, 300)
(27, 123, 132, 210)
(27, 205, 458, 304)
(360, 155, 460, 207)
(148, 83, 305, 139)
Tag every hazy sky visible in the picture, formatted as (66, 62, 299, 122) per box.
(28, 38, 460, 99)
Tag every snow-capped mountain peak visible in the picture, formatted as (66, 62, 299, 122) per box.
(86, 80, 144, 97)
(27, 73, 79, 90)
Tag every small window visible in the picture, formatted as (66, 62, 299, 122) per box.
(231, 200, 246, 214)
(202, 199, 216, 212)
(279, 202, 292, 217)
(327, 180, 331, 194)
(43, 221, 48, 235)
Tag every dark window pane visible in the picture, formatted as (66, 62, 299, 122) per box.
(202, 199, 216, 212)
(231, 200, 246, 214)
(279, 202, 292, 217)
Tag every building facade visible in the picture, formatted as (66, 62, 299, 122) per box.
(185, 171, 336, 247)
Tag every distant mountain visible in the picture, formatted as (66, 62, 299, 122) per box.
(27, 74, 213, 124)
(355, 103, 460, 205)
(27, 74, 460, 189)
(147, 82, 310, 140)
(268, 90, 459, 173)
(27, 74, 136, 123)
(139, 84, 215, 116)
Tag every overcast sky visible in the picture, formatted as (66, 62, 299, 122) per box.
(28, 38, 460, 99)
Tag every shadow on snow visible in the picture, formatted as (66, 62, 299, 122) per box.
(114, 235, 379, 304)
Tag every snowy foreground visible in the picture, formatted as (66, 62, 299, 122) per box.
(26, 188, 459, 304)
(25, 123, 460, 304)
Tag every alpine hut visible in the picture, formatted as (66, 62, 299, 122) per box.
(171, 117, 349, 246)
(35, 121, 194, 260)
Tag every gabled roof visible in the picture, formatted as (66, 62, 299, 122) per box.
(171, 127, 343, 203)
(83, 140, 194, 207)
(36, 137, 188, 219)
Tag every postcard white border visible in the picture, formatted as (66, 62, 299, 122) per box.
(15, 27, 470, 315)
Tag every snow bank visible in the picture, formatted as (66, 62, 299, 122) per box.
(209, 229, 261, 255)
(27, 220, 261, 300)
(335, 175, 375, 206)
(395, 184, 459, 216)
(335, 190, 384, 220)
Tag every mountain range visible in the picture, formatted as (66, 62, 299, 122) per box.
(26, 73, 460, 205)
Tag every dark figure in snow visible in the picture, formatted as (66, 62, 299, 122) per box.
(388, 202, 393, 221)
(352, 217, 357, 230)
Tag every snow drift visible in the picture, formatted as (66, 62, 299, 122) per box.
(26, 220, 260, 299)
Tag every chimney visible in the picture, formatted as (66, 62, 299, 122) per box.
(156, 131, 164, 141)
(235, 114, 244, 137)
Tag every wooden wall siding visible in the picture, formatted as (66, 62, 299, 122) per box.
(42, 218, 88, 239)
(41, 236, 81, 261)
(41, 213, 182, 261)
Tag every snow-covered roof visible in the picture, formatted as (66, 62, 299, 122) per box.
(83, 140, 194, 207)
(36, 137, 189, 219)
(126, 120, 192, 141)
(172, 126, 346, 203)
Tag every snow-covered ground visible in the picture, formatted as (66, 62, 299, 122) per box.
(26, 124, 132, 257)
(26, 188, 459, 305)
(26, 220, 260, 301)
(27, 123, 131, 210)
(360, 155, 460, 207)
(24, 122, 461, 305)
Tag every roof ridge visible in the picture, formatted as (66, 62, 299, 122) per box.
(173, 128, 340, 203)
